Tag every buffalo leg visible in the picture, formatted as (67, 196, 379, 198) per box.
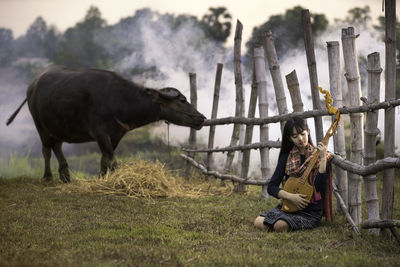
(96, 135, 117, 177)
(53, 142, 70, 183)
(42, 144, 53, 181)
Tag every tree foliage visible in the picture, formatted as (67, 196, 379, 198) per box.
(201, 7, 232, 43)
(54, 6, 111, 69)
(0, 28, 14, 66)
(245, 6, 328, 65)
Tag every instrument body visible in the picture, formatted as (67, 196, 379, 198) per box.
(281, 87, 341, 213)
(281, 174, 314, 212)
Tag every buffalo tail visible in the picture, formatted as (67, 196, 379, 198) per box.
(6, 98, 27, 126)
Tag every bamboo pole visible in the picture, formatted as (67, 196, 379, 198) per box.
(263, 30, 288, 131)
(301, 9, 324, 143)
(185, 72, 198, 177)
(254, 46, 271, 198)
(342, 27, 363, 225)
(364, 52, 382, 235)
(285, 70, 304, 112)
(238, 67, 258, 191)
(327, 41, 348, 210)
(236, 86, 246, 179)
(382, 0, 396, 229)
(202, 98, 400, 126)
(206, 63, 223, 171)
(223, 20, 244, 175)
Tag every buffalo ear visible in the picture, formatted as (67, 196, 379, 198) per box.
(159, 87, 180, 99)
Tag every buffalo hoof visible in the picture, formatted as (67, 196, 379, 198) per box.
(43, 175, 53, 182)
(59, 165, 71, 183)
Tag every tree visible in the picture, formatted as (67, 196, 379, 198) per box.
(345, 6, 372, 28)
(55, 6, 111, 69)
(25, 16, 48, 57)
(245, 6, 328, 66)
(201, 7, 232, 43)
(0, 28, 14, 66)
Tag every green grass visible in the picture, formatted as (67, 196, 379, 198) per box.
(1, 174, 399, 266)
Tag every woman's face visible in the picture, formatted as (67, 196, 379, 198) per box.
(290, 127, 309, 151)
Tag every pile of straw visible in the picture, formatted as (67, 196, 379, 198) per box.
(61, 159, 232, 200)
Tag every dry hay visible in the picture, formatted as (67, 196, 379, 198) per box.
(61, 159, 232, 201)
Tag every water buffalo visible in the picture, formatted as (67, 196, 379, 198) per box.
(7, 65, 205, 182)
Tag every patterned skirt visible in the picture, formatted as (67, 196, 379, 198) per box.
(260, 204, 322, 231)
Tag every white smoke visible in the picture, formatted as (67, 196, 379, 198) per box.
(111, 14, 400, 177)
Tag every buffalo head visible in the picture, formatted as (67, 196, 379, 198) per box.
(146, 87, 206, 130)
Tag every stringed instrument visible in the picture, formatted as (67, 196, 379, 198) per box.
(281, 87, 341, 213)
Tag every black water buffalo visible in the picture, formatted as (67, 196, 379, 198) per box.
(7, 65, 205, 182)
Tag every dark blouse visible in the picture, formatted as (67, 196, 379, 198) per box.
(267, 153, 329, 211)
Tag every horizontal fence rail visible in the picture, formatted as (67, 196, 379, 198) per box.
(182, 140, 281, 153)
(180, 153, 400, 184)
(202, 98, 400, 126)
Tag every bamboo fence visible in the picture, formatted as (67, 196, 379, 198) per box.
(182, 5, 399, 238)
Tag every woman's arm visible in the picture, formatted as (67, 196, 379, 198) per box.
(266, 154, 288, 198)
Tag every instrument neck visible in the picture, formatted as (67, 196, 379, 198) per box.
(299, 133, 331, 183)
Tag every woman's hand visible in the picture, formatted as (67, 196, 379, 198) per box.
(288, 193, 310, 210)
(278, 190, 309, 210)
(317, 142, 327, 160)
(317, 142, 327, 173)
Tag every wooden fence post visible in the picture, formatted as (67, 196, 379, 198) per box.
(364, 52, 382, 234)
(186, 72, 198, 177)
(207, 63, 223, 171)
(238, 66, 258, 191)
(254, 46, 271, 198)
(342, 27, 363, 224)
(301, 9, 324, 143)
(223, 20, 244, 176)
(327, 41, 348, 210)
(264, 30, 288, 131)
(382, 0, 396, 230)
(285, 70, 304, 112)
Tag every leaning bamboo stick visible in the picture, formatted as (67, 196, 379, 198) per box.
(180, 154, 268, 185)
(202, 98, 400, 126)
(333, 183, 361, 236)
(342, 27, 363, 225)
(207, 63, 223, 171)
(301, 9, 324, 142)
(364, 52, 382, 234)
(263, 30, 288, 131)
(254, 46, 271, 198)
(382, 0, 397, 226)
(239, 67, 258, 190)
(285, 70, 304, 112)
(223, 20, 244, 175)
(327, 41, 348, 210)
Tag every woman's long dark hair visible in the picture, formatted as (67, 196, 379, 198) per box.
(278, 116, 314, 159)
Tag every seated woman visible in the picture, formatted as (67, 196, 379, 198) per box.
(254, 116, 333, 232)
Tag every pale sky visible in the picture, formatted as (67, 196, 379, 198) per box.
(0, 0, 389, 44)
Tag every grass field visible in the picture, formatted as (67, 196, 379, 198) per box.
(1, 166, 399, 266)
